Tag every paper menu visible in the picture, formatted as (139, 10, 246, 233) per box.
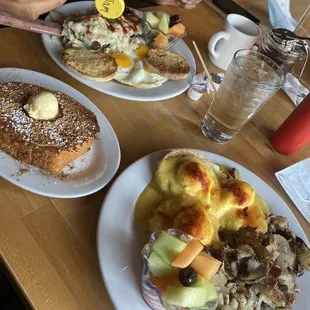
(275, 158, 310, 224)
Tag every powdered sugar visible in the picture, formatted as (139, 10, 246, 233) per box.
(0, 82, 99, 150)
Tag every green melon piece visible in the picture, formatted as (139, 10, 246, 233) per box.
(165, 286, 207, 307)
(157, 15, 169, 34)
(148, 252, 179, 276)
(155, 12, 169, 21)
(152, 232, 187, 264)
(146, 12, 160, 28)
(192, 276, 218, 303)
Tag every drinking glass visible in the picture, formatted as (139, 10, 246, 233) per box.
(294, 5, 310, 88)
(201, 49, 285, 143)
(295, 5, 310, 38)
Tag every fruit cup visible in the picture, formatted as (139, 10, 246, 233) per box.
(137, 11, 187, 50)
(141, 229, 218, 310)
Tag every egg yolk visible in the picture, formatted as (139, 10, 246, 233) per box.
(111, 53, 132, 68)
(135, 44, 149, 58)
(143, 63, 153, 73)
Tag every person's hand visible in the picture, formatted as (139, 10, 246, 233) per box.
(0, 0, 67, 19)
(175, 0, 202, 9)
(157, 0, 202, 10)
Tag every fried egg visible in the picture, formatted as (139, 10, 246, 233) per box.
(111, 52, 133, 68)
(134, 44, 149, 58)
(111, 46, 168, 88)
(111, 52, 134, 79)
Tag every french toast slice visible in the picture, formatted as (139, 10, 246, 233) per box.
(0, 82, 100, 174)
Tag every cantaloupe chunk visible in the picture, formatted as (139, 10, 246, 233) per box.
(151, 275, 181, 296)
(189, 252, 221, 281)
(153, 33, 169, 49)
(168, 23, 186, 37)
(171, 239, 203, 268)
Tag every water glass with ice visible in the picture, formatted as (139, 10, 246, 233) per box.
(201, 49, 285, 143)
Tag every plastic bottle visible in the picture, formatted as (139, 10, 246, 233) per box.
(271, 93, 310, 155)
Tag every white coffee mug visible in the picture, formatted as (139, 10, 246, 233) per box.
(208, 14, 261, 70)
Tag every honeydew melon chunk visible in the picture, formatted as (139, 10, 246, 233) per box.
(148, 252, 179, 276)
(146, 12, 160, 28)
(157, 15, 169, 34)
(192, 276, 218, 303)
(165, 286, 207, 307)
(152, 231, 187, 264)
(155, 12, 169, 22)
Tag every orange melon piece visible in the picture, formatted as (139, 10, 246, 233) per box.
(168, 23, 185, 37)
(151, 275, 181, 296)
(153, 33, 169, 49)
(189, 252, 221, 281)
(171, 239, 203, 268)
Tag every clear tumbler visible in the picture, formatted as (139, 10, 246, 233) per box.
(201, 49, 285, 143)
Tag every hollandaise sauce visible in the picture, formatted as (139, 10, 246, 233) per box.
(135, 151, 270, 246)
(134, 155, 222, 245)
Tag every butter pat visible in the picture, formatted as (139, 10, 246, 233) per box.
(24, 91, 59, 120)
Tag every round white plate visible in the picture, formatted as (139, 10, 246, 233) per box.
(97, 149, 310, 310)
(42, 1, 196, 102)
(0, 68, 120, 198)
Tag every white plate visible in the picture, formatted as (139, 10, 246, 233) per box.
(97, 149, 310, 310)
(0, 68, 120, 198)
(42, 1, 196, 102)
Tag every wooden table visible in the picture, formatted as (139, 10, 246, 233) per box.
(0, 3, 309, 310)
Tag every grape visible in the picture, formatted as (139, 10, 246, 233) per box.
(169, 14, 182, 27)
(179, 267, 197, 287)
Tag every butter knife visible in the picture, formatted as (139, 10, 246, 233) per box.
(0, 11, 62, 36)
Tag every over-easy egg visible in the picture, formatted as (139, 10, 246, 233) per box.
(111, 52, 133, 68)
(125, 60, 167, 88)
(112, 47, 167, 88)
(134, 44, 149, 58)
(111, 52, 135, 82)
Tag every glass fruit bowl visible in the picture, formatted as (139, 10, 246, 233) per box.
(134, 10, 187, 50)
(141, 229, 218, 310)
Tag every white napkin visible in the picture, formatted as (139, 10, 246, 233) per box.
(276, 158, 310, 224)
(282, 73, 310, 106)
(268, 0, 297, 30)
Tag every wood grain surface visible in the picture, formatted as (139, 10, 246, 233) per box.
(0, 2, 309, 310)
